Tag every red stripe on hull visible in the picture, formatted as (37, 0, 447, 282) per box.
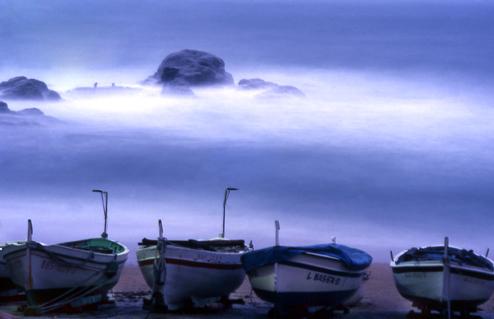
(139, 257, 242, 270)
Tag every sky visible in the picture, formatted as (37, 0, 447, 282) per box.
(1, 0, 494, 261)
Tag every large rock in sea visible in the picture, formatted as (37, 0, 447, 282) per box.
(0, 76, 61, 100)
(238, 78, 304, 97)
(147, 49, 234, 90)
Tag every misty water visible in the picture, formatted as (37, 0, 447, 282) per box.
(1, 0, 494, 262)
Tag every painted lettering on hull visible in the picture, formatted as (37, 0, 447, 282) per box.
(41, 260, 77, 275)
(306, 271, 341, 285)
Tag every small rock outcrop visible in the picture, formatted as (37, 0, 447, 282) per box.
(16, 108, 45, 116)
(238, 78, 304, 97)
(147, 49, 234, 93)
(0, 100, 57, 126)
(67, 84, 141, 97)
(0, 76, 61, 101)
(238, 78, 279, 90)
(0, 101, 11, 113)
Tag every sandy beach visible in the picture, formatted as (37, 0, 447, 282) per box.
(2, 263, 494, 318)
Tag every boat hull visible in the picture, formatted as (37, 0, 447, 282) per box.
(392, 263, 494, 310)
(0, 244, 22, 298)
(0, 275, 19, 298)
(247, 253, 364, 308)
(137, 244, 246, 310)
(3, 240, 128, 309)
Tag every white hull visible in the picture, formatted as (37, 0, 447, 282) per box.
(392, 262, 494, 305)
(391, 245, 494, 312)
(137, 244, 246, 310)
(3, 239, 128, 307)
(247, 253, 365, 307)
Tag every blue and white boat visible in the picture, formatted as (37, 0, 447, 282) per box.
(241, 221, 372, 313)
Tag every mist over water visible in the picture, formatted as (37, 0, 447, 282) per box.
(1, 0, 494, 261)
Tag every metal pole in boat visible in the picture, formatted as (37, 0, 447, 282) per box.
(221, 187, 238, 238)
(442, 237, 451, 319)
(92, 189, 109, 239)
(150, 219, 166, 311)
(275, 220, 280, 246)
(27, 219, 33, 291)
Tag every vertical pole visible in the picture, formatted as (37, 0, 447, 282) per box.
(221, 187, 238, 239)
(151, 219, 167, 311)
(27, 219, 33, 291)
(442, 237, 451, 319)
(274, 220, 281, 303)
(221, 188, 228, 238)
(93, 189, 109, 239)
(103, 191, 108, 238)
(275, 220, 280, 246)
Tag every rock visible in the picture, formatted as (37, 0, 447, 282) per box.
(67, 84, 141, 97)
(0, 76, 61, 101)
(0, 101, 12, 113)
(0, 101, 57, 126)
(238, 78, 278, 90)
(238, 78, 305, 97)
(16, 107, 44, 116)
(147, 49, 234, 90)
(263, 85, 305, 97)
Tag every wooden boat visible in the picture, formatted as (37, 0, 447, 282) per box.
(241, 221, 372, 315)
(137, 233, 248, 310)
(3, 234, 128, 310)
(2, 190, 129, 313)
(391, 237, 494, 316)
(137, 187, 249, 311)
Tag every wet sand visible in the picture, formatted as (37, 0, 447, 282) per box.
(2, 263, 494, 318)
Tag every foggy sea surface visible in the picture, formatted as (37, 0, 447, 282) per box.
(1, 0, 494, 262)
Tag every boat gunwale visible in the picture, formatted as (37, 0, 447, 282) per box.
(3, 241, 129, 266)
(137, 242, 247, 256)
(391, 245, 494, 274)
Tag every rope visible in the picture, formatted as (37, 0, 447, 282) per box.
(25, 244, 121, 314)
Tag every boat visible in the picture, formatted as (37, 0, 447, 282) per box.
(390, 237, 494, 316)
(2, 189, 129, 314)
(0, 242, 24, 300)
(137, 233, 249, 310)
(241, 220, 372, 316)
(136, 187, 250, 311)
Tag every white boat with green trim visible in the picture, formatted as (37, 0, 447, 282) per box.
(2, 189, 129, 314)
(3, 235, 128, 311)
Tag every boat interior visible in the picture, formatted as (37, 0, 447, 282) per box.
(60, 238, 127, 255)
(397, 246, 493, 271)
(139, 238, 246, 252)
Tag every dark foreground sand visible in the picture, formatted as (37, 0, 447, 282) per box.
(2, 263, 494, 318)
